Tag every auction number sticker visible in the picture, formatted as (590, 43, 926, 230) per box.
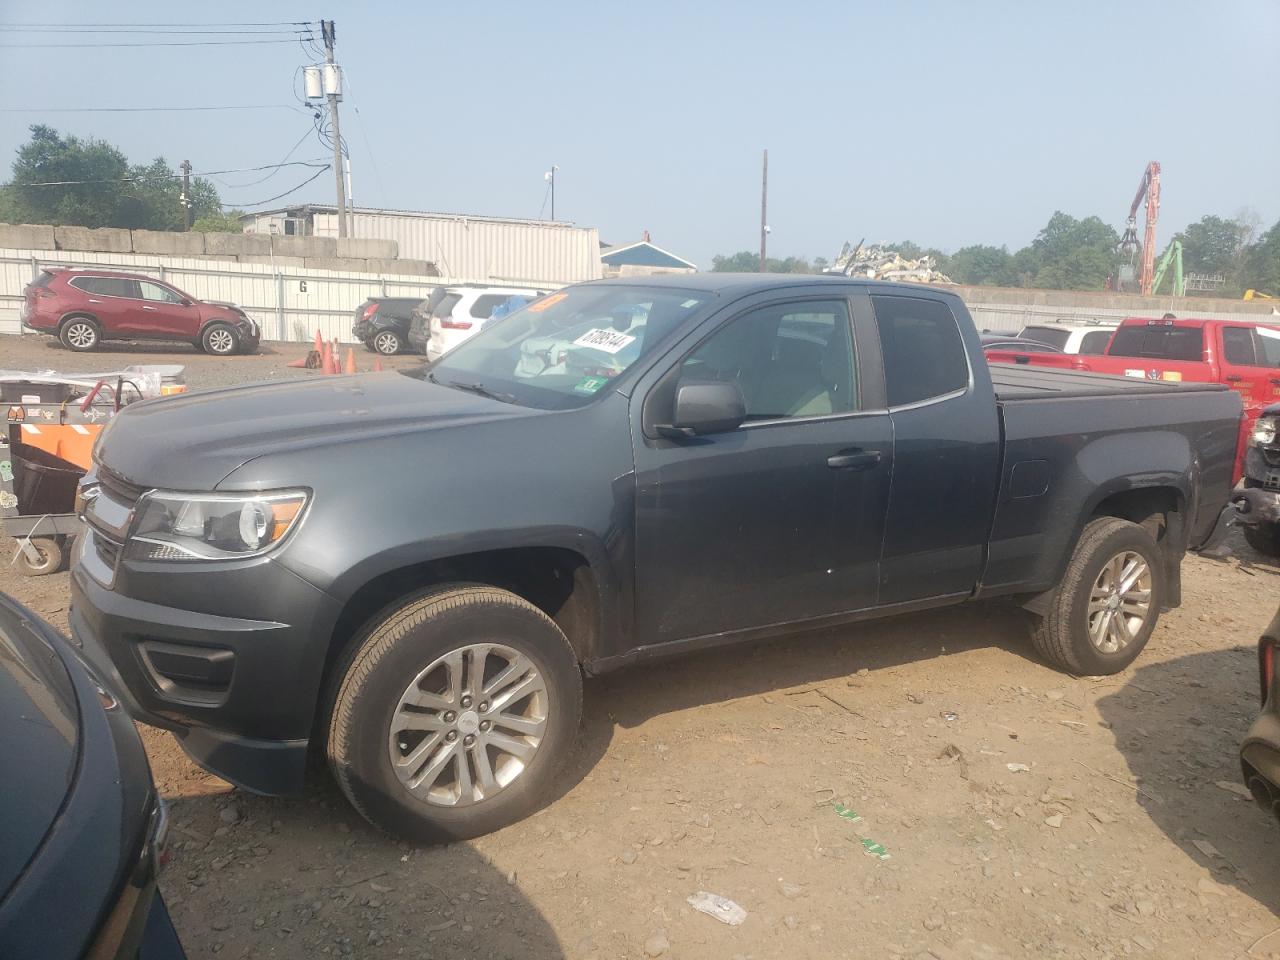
(572, 328, 637, 354)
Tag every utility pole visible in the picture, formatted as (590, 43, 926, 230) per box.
(180, 159, 192, 231)
(322, 19, 348, 238)
(759, 149, 768, 272)
(544, 165, 558, 221)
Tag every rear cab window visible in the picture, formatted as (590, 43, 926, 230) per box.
(871, 295, 970, 407)
(1108, 323, 1204, 361)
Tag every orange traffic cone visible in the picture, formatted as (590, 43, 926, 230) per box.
(344, 348, 357, 375)
(313, 329, 323, 354)
(372, 357, 384, 372)
(321, 342, 336, 375)
(286, 356, 308, 368)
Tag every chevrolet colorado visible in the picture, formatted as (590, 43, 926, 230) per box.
(70, 275, 1241, 841)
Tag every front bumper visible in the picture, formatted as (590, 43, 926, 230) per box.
(69, 548, 340, 795)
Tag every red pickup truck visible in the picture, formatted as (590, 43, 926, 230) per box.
(987, 316, 1280, 477)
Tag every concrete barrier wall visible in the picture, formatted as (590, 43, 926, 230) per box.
(955, 284, 1280, 330)
(0, 247, 544, 343)
(0, 222, 408, 268)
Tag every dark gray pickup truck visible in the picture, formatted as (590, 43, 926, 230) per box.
(69, 275, 1241, 841)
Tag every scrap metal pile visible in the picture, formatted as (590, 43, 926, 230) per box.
(826, 241, 954, 284)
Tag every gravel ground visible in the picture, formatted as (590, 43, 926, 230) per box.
(3, 332, 1279, 960)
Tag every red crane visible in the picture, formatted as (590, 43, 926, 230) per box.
(1118, 161, 1161, 296)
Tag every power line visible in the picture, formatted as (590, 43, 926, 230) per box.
(0, 105, 304, 113)
(0, 38, 306, 48)
(2, 27, 313, 35)
(11, 160, 329, 188)
(238, 164, 331, 207)
(0, 21, 313, 27)
(211, 129, 318, 189)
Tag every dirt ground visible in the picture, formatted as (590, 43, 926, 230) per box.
(4, 332, 1279, 960)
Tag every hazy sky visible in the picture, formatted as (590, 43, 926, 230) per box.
(1, 1, 1277, 268)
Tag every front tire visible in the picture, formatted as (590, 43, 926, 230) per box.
(326, 585, 582, 843)
(1031, 517, 1164, 675)
(372, 330, 403, 356)
(59, 317, 100, 352)
(1243, 522, 1280, 558)
(201, 321, 238, 356)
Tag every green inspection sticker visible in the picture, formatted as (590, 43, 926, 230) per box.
(573, 376, 610, 395)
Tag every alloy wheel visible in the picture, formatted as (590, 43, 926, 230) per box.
(374, 332, 400, 355)
(207, 328, 236, 354)
(1087, 549, 1151, 653)
(66, 321, 96, 349)
(387, 643, 548, 807)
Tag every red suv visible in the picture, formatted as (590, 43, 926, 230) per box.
(21, 268, 261, 355)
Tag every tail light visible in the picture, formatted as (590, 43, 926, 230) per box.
(1261, 637, 1275, 705)
(438, 313, 472, 330)
(361, 303, 378, 320)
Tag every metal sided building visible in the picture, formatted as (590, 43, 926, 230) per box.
(240, 206, 602, 287)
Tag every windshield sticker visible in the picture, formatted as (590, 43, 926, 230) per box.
(681, 298, 700, 308)
(527, 292, 568, 313)
(572, 328, 637, 354)
(573, 375, 610, 395)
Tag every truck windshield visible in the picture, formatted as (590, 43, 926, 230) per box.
(425, 285, 712, 409)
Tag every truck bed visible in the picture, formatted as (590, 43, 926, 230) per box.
(989, 364, 1231, 401)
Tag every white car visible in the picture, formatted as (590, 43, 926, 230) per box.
(1019, 322, 1118, 355)
(425, 286, 548, 362)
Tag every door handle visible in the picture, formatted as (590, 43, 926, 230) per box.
(142, 305, 157, 311)
(827, 449, 882, 471)
(87, 299, 101, 303)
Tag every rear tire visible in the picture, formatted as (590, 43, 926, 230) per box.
(59, 317, 100, 352)
(1243, 522, 1280, 558)
(201, 321, 238, 356)
(326, 585, 582, 843)
(1031, 517, 1164, 675)
(372, 331, 403, 355)
(14, 536, 63, 576)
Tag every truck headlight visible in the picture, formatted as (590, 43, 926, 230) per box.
(1253, 417, 1277, 447)
(125, 490, 308, 561)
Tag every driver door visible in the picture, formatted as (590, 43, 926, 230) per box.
(631, 294, 893, 646)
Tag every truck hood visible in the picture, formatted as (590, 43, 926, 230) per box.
(96, 371, 537, 490)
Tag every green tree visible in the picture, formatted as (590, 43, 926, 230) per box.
(0, 124, 223, 230)
(710, 250, 812, 273)
(948, 244, 1013, 285)
(192, 209, 247, 233)
(1240, 218, 1280, 295)
(1021, 211, 1118, 290)
(1175, 215, 1245, 277)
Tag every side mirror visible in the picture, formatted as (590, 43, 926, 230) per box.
(180, 298, 193, 307)
(658, 379, 746, 438)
